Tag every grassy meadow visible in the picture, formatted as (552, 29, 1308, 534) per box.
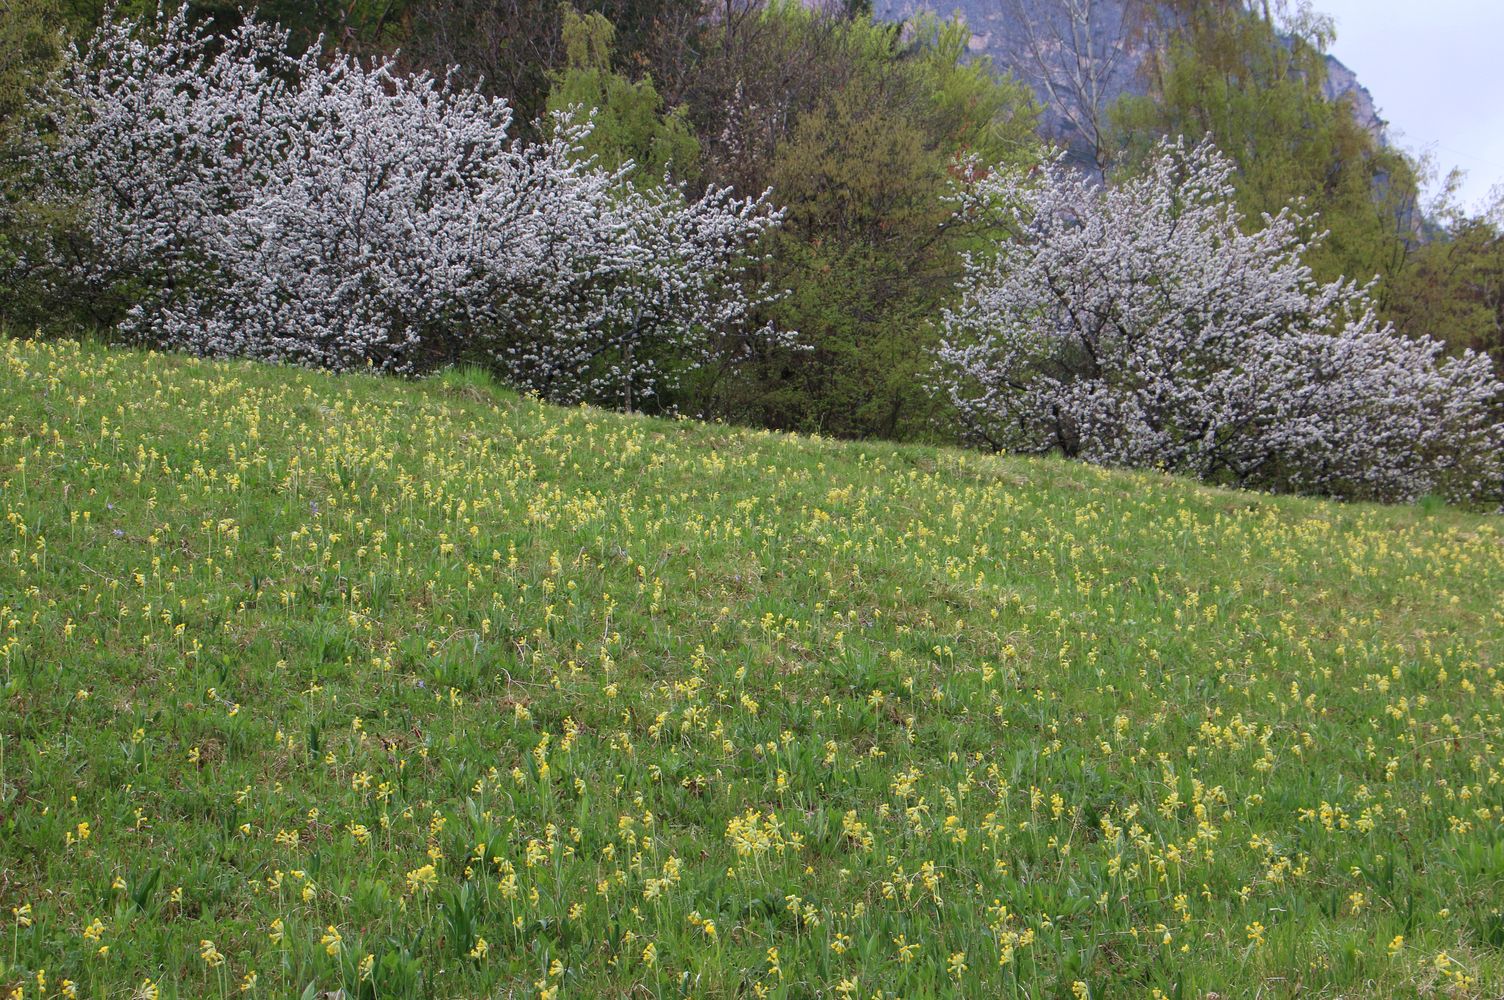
(1, 337, 1502, 999)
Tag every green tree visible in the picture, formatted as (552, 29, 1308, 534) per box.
(544, 6, 698, 182)
(1112, 0, 1418, 289)
(0, 0, 72, 328)
(0, 0, 62, 128)
(1387, 182, 1504, 372)
(404, 0, 700, 129)
(701, 8, 1039, 439)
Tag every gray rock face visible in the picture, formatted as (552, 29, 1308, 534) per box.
(871, 0, 1386, 166)
(1322, 53, 1384, 136)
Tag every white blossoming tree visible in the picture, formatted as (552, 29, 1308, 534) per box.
(934, 140, 1504, 504)
(44, 6, 784, 409)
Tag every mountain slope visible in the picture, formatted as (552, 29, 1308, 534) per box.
(1, 339, 1501, 998)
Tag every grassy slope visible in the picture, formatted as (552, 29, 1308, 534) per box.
(1, 337, 1501, 1000)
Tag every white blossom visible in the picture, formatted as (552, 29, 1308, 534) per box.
(933, 140, 1503, 503)
(44, 5, 784, 408)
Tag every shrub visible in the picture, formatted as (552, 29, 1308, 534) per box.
(38, 5, 783, 409)
(933, 140, 1504, 504)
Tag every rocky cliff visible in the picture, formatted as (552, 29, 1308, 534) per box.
(870, 0, 1386, 166)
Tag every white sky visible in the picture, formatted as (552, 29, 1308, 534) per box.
(1314, 0, 1504, 214)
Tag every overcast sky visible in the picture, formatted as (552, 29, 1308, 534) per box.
(1313, 0, 1504, 214)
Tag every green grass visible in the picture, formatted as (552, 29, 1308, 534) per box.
(1, 336, 1502, 999)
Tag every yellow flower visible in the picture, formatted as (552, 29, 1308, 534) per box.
(469, 937, 489, 960)
(199, 939, 226, 968)
(405, 863, 438, 894)
(268, 917, 284, 944)
(320, 925, 343, 956)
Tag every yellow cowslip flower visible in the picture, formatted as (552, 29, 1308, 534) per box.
(469, 937, 489, 960)
(358, 954, 375, 980)
(199, 940, 225, 968)
(320, 925, 343, 956)
(267, 917, 284, 944)
(1388, 935, 1404, 956)
(239, 971, 257, 992)
(12, 903, 32, 927)
(406, 863, 438, 894)
(137, 979, 160, 1000)
(642, 942, 656, 967)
